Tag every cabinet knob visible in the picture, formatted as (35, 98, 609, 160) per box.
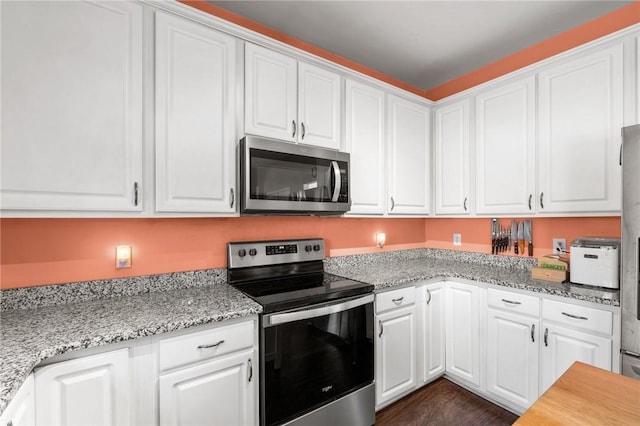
(292, 120, 297, 139)
(301, 122, 306, 140)
(463, 197, 468, 211)
(540, 192, 544, 209)
(230, 188, 235, 209)
(531, 324, 535, 342)
(390, 197, 395, 211)
(528, 194, 532, 210)
(247, 358, 253, 382)
(426, 289, 432, 305)
(544, 328, 548, 347)
(378, 320, 383, 337)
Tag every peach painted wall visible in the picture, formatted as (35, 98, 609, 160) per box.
(424, 217, 621, 257)
(0, 217, 424, 289)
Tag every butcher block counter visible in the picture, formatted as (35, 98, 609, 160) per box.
(515, 362, 640, 425)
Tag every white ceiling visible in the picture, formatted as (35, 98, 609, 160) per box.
(207, 1, 634, 91)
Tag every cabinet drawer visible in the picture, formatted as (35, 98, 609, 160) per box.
(376, 286, 415, 314)
(542, 299, 612, 335)
(488, 288, 539, 317)
(159, 320, 254, 371)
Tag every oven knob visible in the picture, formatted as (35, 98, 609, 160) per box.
(238, 249, 246, 258)
(305, 245, 313, 252)
(249, 248, 257, 256)
(313, 244, 321, 252)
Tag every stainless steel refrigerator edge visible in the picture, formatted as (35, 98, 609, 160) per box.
(621, 124, 640, 379)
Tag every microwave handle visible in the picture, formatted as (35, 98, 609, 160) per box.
(330, 161, 342, 202)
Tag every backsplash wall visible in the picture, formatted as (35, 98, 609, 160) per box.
(1, 216, 620, 289)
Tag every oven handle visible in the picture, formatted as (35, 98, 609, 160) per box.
(330, 161, 342, 202)
(266, 294, 374, 326)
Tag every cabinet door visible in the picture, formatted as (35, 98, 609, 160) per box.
(155, 12, 236, 213)
(387, 95, 431, 215)
(434, 100, 471, 215)
(0, 374, 34, 426)
(540, 323, 612, 393)
(245, 43, 297, 142)
(1, 1, 143, 212)
(538, 43, 623, 213)
(420, 283, 446, 382)
(445, 282, 481, 387)
(486, 309, 539, 410)
(159, 349, 256, 426)
(35, 349, 130, 426)
(376, 305, 416, 408)
(298, 62, 341, 149)
(476, 76, 536, 215)
(345, 80, 386, 214)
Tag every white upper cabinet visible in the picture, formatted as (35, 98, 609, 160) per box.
(1, 0, 143, 213)
(345, 80, 386, 215)
(475, 76, 536, 215)
(434, 99, 471, 215)
(387, 95, 431, 215)
(245, 43, 341, 149)
(537, 43, 623, 214)
(155, 12, 237, 214)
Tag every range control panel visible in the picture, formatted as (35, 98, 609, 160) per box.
(228, 238, 325, 269)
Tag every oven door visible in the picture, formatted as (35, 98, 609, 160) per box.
(240, 136, 350, 215)
(261, 294, 374, 426)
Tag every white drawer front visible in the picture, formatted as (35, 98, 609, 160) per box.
(488, 288, 539, 317)
(376, 286, 415, 314)
(159, 320, 254, 371)
(542, 299, 612, 335)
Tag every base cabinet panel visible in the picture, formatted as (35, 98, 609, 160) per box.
(445, 282, 481, 387)
(34, 349, 130, 426)
(486, 309, 539, 409)
(419, 283, 446, 382)
(375, 305, 416, 408)
(159, 349, 256, 426)
(540, 323, 612, 393)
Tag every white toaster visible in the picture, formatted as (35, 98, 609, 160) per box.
(570, 238, 620, 289)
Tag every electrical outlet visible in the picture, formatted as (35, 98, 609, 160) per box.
(553, 238, 566, 254)
(453, 233, 462, 246)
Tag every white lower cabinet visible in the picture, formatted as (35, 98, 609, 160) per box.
(486, 289, 539, 411)
(0, 374, 35, 426)
(417, 282, 446, 383)
(157, 319, 258, 426)
(375, 286, 417, 409)
(159, 349, 256, 426)
(445, 281, 483, 388)
(540, 299, 613, 393)
(34, 348, 131, 426)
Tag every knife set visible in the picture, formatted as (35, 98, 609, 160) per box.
(491, 218, 533, 256)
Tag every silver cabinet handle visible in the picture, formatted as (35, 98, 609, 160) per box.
(301, 122, 306, 140)
(426, 289, 432, 305)
(531, 324, 535, 342)
(134, 182, 139, 206)
(544, 328, 548, 347)
(540, 192, 544, 209)
(501, 298, 522, 305)
(230, 188, 235, 209)
(247, 359, 253, 382)
(528, 194, 532, 210)
(292, 120, 297, 139)
(378, 320, 383, 337)
(390, 197, 395, 211)
(561, 312, 588, 320)
(463, 197, 468, 211)
(197, 340, 225, 349)
(392, 297, 404, 304)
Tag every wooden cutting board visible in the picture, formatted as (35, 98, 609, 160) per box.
(515, 361, 640, 425)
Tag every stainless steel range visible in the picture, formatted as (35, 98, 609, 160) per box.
(227, 238, 375, 426)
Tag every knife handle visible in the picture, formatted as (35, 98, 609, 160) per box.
(514, 241, 519, 255)
(528, 241, 533, 257)
(518, 240, 524, 255)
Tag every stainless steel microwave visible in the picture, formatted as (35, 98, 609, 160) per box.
(239, 136, 351, 215)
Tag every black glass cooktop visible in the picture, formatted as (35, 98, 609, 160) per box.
(232, 271, 373, 314)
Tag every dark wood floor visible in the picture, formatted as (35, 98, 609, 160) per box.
(376, 379, 519, 426)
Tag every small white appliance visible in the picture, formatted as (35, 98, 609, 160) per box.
(570, 238, 620, 289)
